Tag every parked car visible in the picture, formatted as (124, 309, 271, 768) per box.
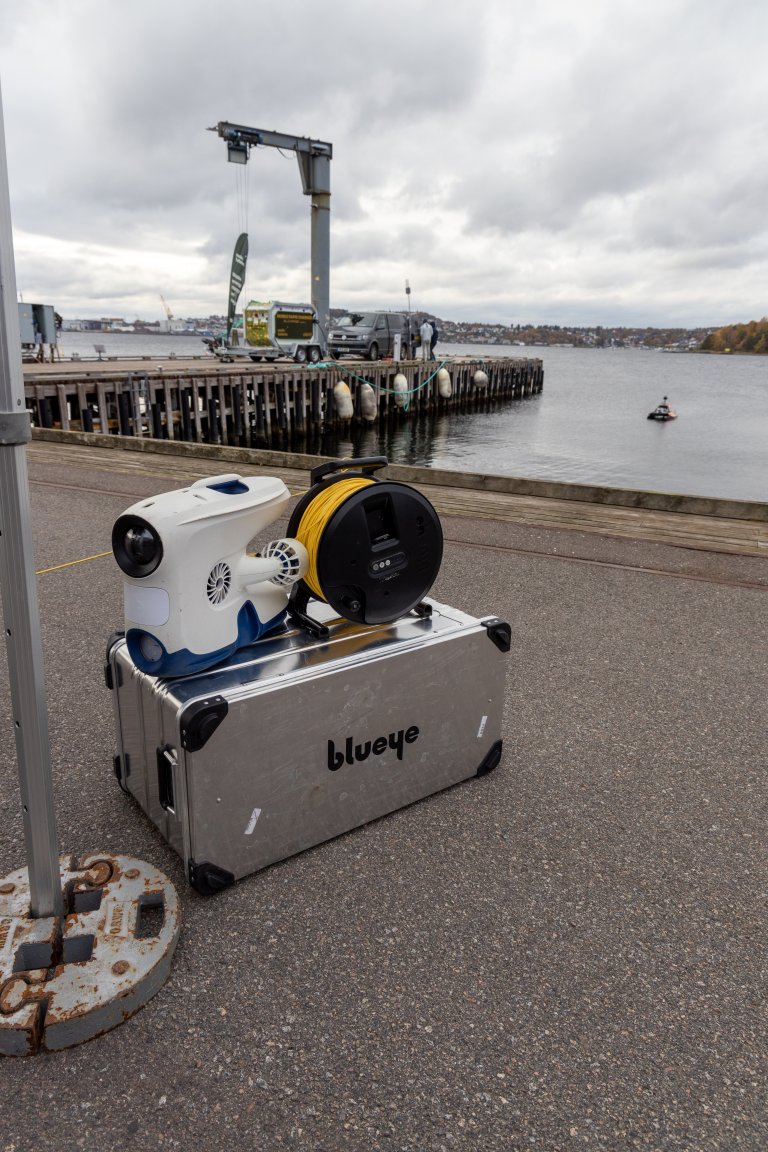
(329, 312, 412, 361)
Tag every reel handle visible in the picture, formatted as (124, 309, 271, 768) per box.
(309, 457, 388, 485)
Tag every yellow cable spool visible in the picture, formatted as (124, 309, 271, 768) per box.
(294, 476, 374, 599)
(286, 458, 443, 630)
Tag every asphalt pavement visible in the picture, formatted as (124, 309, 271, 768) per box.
(1, 442, 766, 1151)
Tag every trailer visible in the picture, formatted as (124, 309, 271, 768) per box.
(214, 300, 325, 364)
(18, 301, 58, 362)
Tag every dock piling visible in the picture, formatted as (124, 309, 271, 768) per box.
(23, 357, 543, 449)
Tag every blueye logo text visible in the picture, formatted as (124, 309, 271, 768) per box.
(327, 726, 420, 771)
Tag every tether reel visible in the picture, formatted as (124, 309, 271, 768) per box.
(287, 457, 443, 636)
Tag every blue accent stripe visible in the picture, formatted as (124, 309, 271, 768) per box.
(127, 603, 287, 677)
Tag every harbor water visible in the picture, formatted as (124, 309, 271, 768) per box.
(54, 333, 768, 502)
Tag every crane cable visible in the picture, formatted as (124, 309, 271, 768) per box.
(234, 159, 250, 302)
(293, 477, 375, 600)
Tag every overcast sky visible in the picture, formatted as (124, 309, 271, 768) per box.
(1, 0, 767, 328)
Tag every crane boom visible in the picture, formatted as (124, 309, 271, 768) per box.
(159, 294, 173, 323)
(209, 120, 332, 333)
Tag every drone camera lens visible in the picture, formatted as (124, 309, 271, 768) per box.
(125, 526, 158, 567)
(112, 515, 163, 578)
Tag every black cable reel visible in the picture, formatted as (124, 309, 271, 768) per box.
(287, 457, 443, 636)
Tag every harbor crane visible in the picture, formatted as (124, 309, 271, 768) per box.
(159, 294, 173, 325)
(209, 121, 332, 334)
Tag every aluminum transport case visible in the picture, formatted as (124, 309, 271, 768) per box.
(105, 599, 510, 894)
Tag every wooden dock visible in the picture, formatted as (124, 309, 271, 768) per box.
(23, 355, 543, 450)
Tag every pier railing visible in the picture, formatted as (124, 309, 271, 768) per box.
(23, 357, 543, 450)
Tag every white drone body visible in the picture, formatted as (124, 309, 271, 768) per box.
(112, 474, 308, 676)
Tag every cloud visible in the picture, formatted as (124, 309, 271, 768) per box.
(1, 0, 768, 325)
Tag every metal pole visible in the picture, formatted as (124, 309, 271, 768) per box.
(307, 153, 331, 337)
(0, 79, 63, 918)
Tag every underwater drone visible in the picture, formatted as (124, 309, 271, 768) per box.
(113, 459, 443, 676)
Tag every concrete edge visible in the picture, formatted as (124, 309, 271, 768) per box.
(30, 427, 768, 523)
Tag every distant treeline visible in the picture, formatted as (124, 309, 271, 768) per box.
(701, 318, 768, 354)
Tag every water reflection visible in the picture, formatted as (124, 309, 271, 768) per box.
(312, 399, 525, 470)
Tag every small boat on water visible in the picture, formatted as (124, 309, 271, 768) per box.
(647, 397, 677, 421)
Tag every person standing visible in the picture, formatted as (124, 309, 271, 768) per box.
(419, 318, 433, 362)
(52, 311, 63, 360)
(430, 318, 440, 360)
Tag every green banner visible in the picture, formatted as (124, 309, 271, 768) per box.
(226, 232, 248, 340)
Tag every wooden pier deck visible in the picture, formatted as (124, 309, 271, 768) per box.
(23, 354, 543, 450)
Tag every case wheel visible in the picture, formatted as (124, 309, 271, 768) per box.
(477, 740, 503, 777)
(188, 860, 235, 896)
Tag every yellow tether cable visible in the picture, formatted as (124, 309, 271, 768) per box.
(36, 551, 112, 575)
(294, 477, 374, 600)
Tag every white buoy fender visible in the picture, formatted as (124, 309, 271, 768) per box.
(359, 382, 377, 421)
(473, 369, 489, 389)
(333, 381, 354, 419)
(393, 373, 408, 408)
(437, 368, 452, 398)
